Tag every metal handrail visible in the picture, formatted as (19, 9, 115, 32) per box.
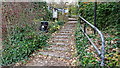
(78, 15, 105, 66)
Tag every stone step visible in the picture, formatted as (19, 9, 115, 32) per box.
(68, 18, 77, 20)
(45, 46, 71, 51)
(52, 39, 70, 41)
(54, 36, 69, 38)
(59, 31, 73, 33)
(65, 24, 75, 25)
(56, 33, 72, 36)
(66, 23, 76, 25)
(68, 19, 77, 21)
(57, 33, 71, 35)
(25, 56, 69, 66)
(52, 43, 70, 46)
(46, 45, 74, 52)
(63, 26, 75, 27)
(39, 50, 73, 59)
(52, 33, 71, 36)
(67, 21, 77, 24)
(63, 26, 74, 28)
(60, 29, 73, 31)
(52, 40, 71, 43)
(62, 28, 75, 29)
(53, 36, 70, 39)
(52, 36, 71, 39)
(61, 29, 73, 31)
(60, 31, 72, 33)
(71, 15, 77, 17)
(65, 25, 75, 26)
(64, 25, 75, 27)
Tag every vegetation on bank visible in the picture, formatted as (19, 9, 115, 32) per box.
(75, 23, 120, 67)
(1, 2, 65, 66)
(75, 23, 99, 67)
(2, 24, 49, 65)
(1, 20, 64, 66)
(78, 2, 120, 36)
(76, 2, 120, 67)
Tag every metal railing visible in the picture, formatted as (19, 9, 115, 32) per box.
(78, 15, 105, 66)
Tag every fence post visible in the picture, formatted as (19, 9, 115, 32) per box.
(84, 23, 86, 33)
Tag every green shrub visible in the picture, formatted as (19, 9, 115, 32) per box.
(1, 24, 48, 66)
(48, 21, 64, 33)
(56, 21, 64, 26)
(75, 23, 99, 66)
(76, 22, 120, 67)
(1, 20, 65, 66)
(78, 2, 120, 35)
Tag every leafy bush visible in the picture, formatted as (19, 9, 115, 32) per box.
(75, 23, 99, 67)
(2, 2, 52, 24)
(2, 2, 52, 39)
(75, 23, 120, 67)
(32, 2, 52, 21)
(1, 20, 65, 66)
(78, 2, 120, 35)
(56, 21, 64, 26)
(48, 21, 64, 33)
(1, 2, 63, 66)
(69, 5, 78, 15)
(1, 24, 48, 66)
(105, 36, 120, 67)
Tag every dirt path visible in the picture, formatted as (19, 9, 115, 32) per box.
(16, 18, 78, 66)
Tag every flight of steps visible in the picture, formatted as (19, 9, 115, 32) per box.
(24, 18, 78, 66)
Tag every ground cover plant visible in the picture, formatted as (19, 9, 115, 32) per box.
(78, 2, 120, 35)
(1, 2, 66, 66)
(1, 24, 49, 65)
(48, 20, 65, 33)
(75, 22, 120, 67)
(76, 2, 120, 67)
(1, 2, 65, 66)
(75, 23, 100, 67)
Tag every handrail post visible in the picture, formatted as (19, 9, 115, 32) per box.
(79, 15, 105, 66)
(100, 34, 105, 66)
(84, 23, 86, 33)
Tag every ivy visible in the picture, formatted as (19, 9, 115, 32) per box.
(1, 24, 49, 66)
(78, 2, 120, 36)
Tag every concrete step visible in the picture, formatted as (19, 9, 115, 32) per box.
(45, 45, 75, 52)
(57, 33, 71, 34)
(67, 21, 77, 24)
(25, 57, 69, 66)
(63, 25, 75, 26)
(52, 43, 70, 46)
(62, 27, 75, 29)
(52, 37, 69, 39)
(60, 29, 73, 31)
(52, 39, 70, 41)
(56, 33, 72, 36)
(45, 46, 71, 51)
(51, 40, 70, 43)
(39, 50, 73, 59)
(52, 36, 70, 39)
(68, 18, 77, 21)
(53, 36, 69, 38)
(60, 31, 72, 33)
(63, 26, 75, 28)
